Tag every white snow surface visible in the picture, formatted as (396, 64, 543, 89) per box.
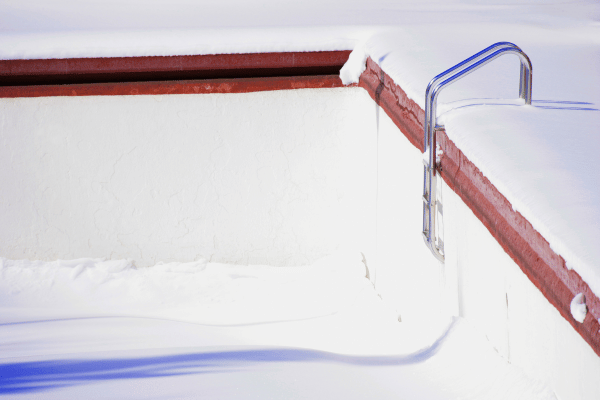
(0, 254, 555, 399)
(1, 1, 598, 60)
(570, 293, 588, 323)
(442, 104, 600, 297)
(340, 42, 368, 85)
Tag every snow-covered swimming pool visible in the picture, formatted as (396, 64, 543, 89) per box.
(2, 0, 600, 395)
(0, 254, 556, 399)
(0, 82, 535, 398)
(1, 73, 599, 398)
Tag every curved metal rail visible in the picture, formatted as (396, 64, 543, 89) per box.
(422, 42, 533, 262)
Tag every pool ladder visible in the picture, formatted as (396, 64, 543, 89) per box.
(422, 42, 533, 262)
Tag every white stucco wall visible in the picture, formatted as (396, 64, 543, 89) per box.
(443, 179, 600, 400)
(369, 106, 455, 323)
(0, 88, 377, 267)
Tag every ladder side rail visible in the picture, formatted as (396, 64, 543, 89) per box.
(423, 42, 520, 154)
(422, 45, 533, 262)
(428, 47, 533, 146)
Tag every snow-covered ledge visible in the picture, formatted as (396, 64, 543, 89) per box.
(356, 55, 600, 400)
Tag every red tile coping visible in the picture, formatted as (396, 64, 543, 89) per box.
(0, 51, 351, 87)
(359, 56, 600, 357)
(0, 75, 347, 98)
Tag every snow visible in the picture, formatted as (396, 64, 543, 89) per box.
(1, 0, 600, 397)
(0, 255, 555, 399)
(1, 1, 598, 60)
(340, 42, 368, 85)
(345, 20, 600, 298)
(570, 293, 588, 323)
(0, 253, 372, 329)
(442, 104, 600, 296)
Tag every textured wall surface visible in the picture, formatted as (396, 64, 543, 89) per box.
(0, 88, 377, 267)
(369, 107, 452, 323)
(444, 181, 600, 400)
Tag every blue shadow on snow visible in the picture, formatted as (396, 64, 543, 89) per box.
(0, 320, 454, 395)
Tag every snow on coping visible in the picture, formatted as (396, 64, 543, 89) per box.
(341, 23, 600, 299)
(571, 293, 588, 324)
(1, 3, 599, 300)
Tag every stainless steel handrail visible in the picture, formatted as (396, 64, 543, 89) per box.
(424, 42, 521, 150)
(422, 43, 533, 262)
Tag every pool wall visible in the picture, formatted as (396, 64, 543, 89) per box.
(2, 51, 599, 398)
(0, 88, 379, 268)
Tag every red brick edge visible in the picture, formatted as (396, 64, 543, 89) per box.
(0, 51, 351, 87)
(359, 56, 600, 356)
(358, 58, 424, 152)
(0, 75, 347, 98)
